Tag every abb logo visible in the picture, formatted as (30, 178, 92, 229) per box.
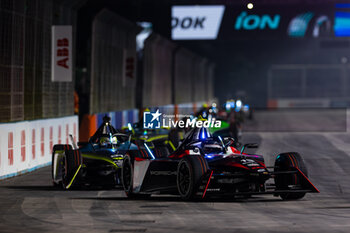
(56, 38, 69, 69)
(52, 26, 72, 82)
(123, 50, 136, 85)
(125, 57, 135, 79)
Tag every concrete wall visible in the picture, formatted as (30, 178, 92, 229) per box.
(0, 115, 78, 179)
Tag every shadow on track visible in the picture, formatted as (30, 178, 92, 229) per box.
(72, 195, 287, 203)
(3, 185, 59, 191)
(3, 185, 124, 191)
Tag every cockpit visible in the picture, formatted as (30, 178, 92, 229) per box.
(181, 127, 225, 154)
(89, 116, 130, 150)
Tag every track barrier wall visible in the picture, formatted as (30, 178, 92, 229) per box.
(0, 115, 78, 180)
(142, 33, 215, 108)
(89, 9, 139, 114)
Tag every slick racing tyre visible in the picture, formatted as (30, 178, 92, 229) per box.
(274, 152, 308, 200)
(61, 149, 81, 189)
(177, 155, 209, 200)
(52, 148, 61, 188)
(52, 144, 73, 189)
(121, 155, 150, 199)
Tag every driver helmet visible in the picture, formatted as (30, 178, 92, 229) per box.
(203, 143, 222, 154)
(111, 135, 118, 147)
(99, 135, 111, 147)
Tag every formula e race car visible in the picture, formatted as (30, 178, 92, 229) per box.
(121, 127, 319, 200)
(52, 116, 136, 189)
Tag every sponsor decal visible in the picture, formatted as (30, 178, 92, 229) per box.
(313, 15, 331, 37)
(123, 50, 136, 86)
(287, 12, 314, 37)
(235, 11, 280, 30)
(172, 5, 225, 40)
(150, 171, 177, 176)
(51, 25, 72, 82)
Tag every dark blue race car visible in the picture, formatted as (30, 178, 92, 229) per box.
(52, 116, 138, 189)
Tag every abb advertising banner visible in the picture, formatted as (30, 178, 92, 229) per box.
(0, 116, 78, 179)
(51, 25, 72, 82)
(123, 49, 136, 86)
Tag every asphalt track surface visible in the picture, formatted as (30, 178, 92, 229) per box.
(2, 111, 350, 233)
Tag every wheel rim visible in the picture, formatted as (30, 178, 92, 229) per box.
(178, 161, 191, 196)
(123, 159, 132, 191)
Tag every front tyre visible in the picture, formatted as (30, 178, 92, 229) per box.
(52, 144, 74, 189)
(122, 155, 133, 196)
(177, 155, 208, 200)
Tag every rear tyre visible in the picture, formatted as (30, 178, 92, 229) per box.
(274, 152, 308, 200)
(121, 155, 150, 199)
(177, 155, 208, 200)
(52, 145, 73, 189)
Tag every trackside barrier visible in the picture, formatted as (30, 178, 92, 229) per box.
(0, 116, 78, 180)
(347, 109, 350, 133)
(267, 98, 331, 108)
(267, 100, 350, 133)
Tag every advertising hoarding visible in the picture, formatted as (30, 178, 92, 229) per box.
(172, 4, 348, 40)
(51, 25, 72, 82)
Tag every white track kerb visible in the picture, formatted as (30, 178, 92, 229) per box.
(0, 116, 78, 180)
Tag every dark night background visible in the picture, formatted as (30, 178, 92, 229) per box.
(77, 0, 349, 107)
